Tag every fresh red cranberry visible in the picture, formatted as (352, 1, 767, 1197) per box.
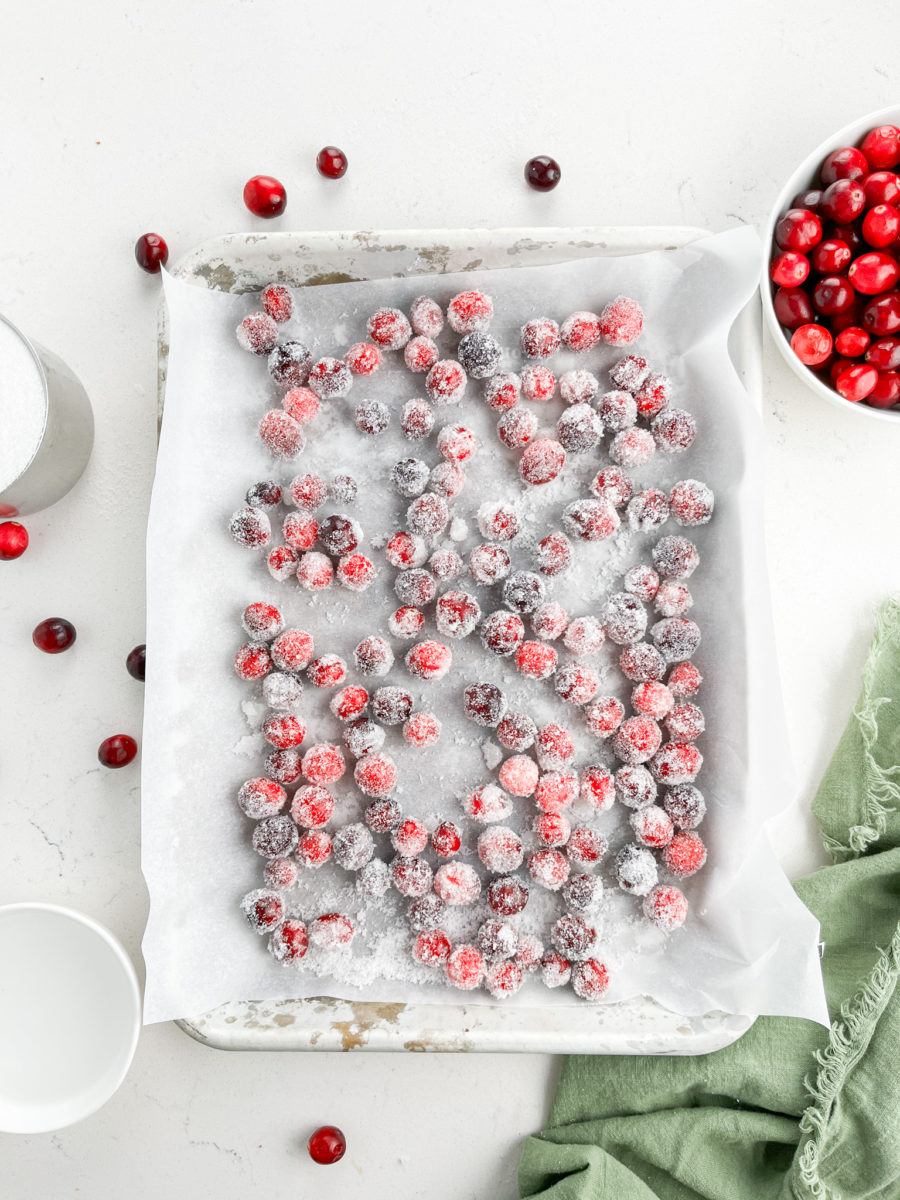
(316, 146, 348, 179)
(769, 251, 809, 287)
(864, 171, 900, 207)
(863, 292, 900, 336)
(812, 275, 855, 316)
(524, 155, 561, 191)
(829, 298, 865, 332)
(134, 233, 169, 274)
(848, 251, 900, 295)
(307, 1125, 346, 1165)
(773, 286, 815, 329)
(810, 239, 852, 274)
(862, 204, 900, 249)
(834, 326, 870, 357)
(0, 521, 28, 560)
(243, 175, 287, 218)
(98, 734, 138, 768)
(791, 323, 833, 365)
(774, 208, 822, 252)
(820, 179, 866, 224)
(835, 362, 878, 402)
(126, 644, 146, 681)
(32, 617, 76, 653)
(820, 146, 869, 184)
(830, 222, 865, 254)
(828, 356, 853, 385)
(861, 125, 900, 170)
(865, 336, 900, 369)
(866, 370, 900, 407)
(792, 188, 823, 212)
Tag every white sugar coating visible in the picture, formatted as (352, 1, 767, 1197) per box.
(597, 390, 637, 432)
(449, 517, 468, 542)
(614, 844, 658, 895)
(0, 317, 46, 489)
(559, 369, 599, 406)
(409, 296, 444, 338)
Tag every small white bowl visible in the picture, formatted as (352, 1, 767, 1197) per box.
(762, 104, 900, 422)
(0, 904, 141, 1132)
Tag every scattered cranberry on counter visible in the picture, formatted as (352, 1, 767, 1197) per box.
(524, 155, 561, 191)
(307, 1125, 347, 1165)
(316, 146, 348, 179)
(32, 617, 76, 653)
(134, 233, 169, 274)
(0, 520, 29, 560)
(126, 644, 146, 681)
(243, 175, 287, 218)
(98, 734, 138, 768)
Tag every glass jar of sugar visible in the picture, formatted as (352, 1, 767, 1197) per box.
(0, 313, 93, 517)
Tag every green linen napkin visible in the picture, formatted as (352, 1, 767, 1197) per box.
(519, 597, 900, 1200)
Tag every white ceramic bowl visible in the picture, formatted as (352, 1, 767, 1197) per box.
(762, 104, 900, 422)
(0, 904, 141, 1132)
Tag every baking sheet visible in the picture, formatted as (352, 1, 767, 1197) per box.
(142, 226, 828, 1027)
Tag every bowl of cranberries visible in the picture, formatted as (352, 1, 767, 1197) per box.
(765, 106, 900, 418)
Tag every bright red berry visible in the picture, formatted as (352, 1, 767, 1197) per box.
(98, 734, 138, 768)
(790, 323, 833, 365)
(848, 252, 900, 295)
(134, 233, 169, 274)
(243, 175, 287, 218)
(834, 362, 878, 402)
(769, 251, 809, 287)
(307, 1125, 346, 1165)
(860, 126, 900, 170)
(316, 146, 348, 179)
(32, 617, 76, 654)
(820, 146, 869, 184)
(0, 521, 29, 560)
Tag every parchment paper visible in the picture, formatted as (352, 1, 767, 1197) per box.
(141, 227, 829, 1027)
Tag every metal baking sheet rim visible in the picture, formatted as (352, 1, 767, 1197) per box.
(157, 225, 761, 1054)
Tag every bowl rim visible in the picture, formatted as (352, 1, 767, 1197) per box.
(0, 901, 142, 1133)
(761, 102, 900, 423)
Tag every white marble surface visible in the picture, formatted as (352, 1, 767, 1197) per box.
(2, 0, 899, 1195)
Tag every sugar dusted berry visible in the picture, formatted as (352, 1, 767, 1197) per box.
(521, 365, 557, 402)
(333, 823, 375, 872)
(551, 913, 596, 960)
(246, 479, 282, 509)
(367, 306, 411, 350)
(615, 843, 658, 895)
(461, 783, 514, 823)
(529, 848, 570, 891)
(651, 741, 703, 785)
(355, 399, 390, 435)
(407, 492, 450, 538)
(572, 958, 610, 1000)
(345, 341, 382, 376)
(290, 473, 328, 510)
(628, 488, 669, 532)
(390, 818, 428, 858)
(555, 664, 600, 706)
(268, 341, 312, 389)
(562, 616, 604, 659)
(234, 642, 271, 681)
(240, 889, 284, 934)
(407, 893, 446, 932)
(458, 332, 502, 379)
(520, 437, 566, 485)
(635, 374, 671, 419)
(429, 461, 465, 499)
(447, 290, 493, 334)
(654, 582, 692, 618)
(498, 406, 537, 448)
(663, 784, 706, 829)
(230, 506, 271, 549)
(237, 777, 288, 820)
(652, 408, 696, 454)
(597, 389, 637, 432)
(560, 310, 601, 352)
(563, 497, 619, 542)
(560, 369, 599, 405)
(663, 831, 707, 877)
(667, 661, 702, 698)
(431, 821, 461, 858)
(438, 424, 476, 465)
(624, 565, 660, 602)
(541, 951, 571, 988)
(260, 284, 293, 323)
(603, 592, 648, 645)
(389, 605, 425, 640)
(434, 861, 481, 906)
(353, 635, 394, 677)
(610, 354, 650, 392)
(498, 754, 539, 797)
(643, 884, 688, 931)
(337, 553, 375, 592)
(533, 811, 571, 847)
(584, 696, 625, 739)
(404, 335, 439, 374)
(610, 427, 655, 468)
(258, 409, 305, 459)
(613, 716, 662, 765)
(401, 398, 436, 439)
(291, 783, 335, 828)
(252, 814, 299, 859)
(262, 671, 303, 708)
(567, 826, 607, 867)
(386, 531, 427, 570)
(630, 804, 674, 848)
(297, 550, 334, 590)
(394, 567, 436, 607)
(562, 872, 603, 914)
(403, 711, 441, 748)
(236, 312, 278, 355)
(477, 825, 524, 873)
(426, 359, 467, 405)
(651, 617, 701, 663)
(632, 680, 674, 719)
(503, 570, 545, 615)
(297, 829, 333, 869)
(600, 295, 643, 346)
(309, 913, 355, 950)
(369, 688, 411, 728)
(496, 711, 537, 752)
(410, 295, 444, 338)
(557, 404, 602, 452)
(484, 372, 521, 411)
(270, 628, 314, 673)
(669, 479, 714, 527)
(241, 602, 284, 642)
(515, 639, 557, 680)
(590, 466, 633, 510)
(445, 944, 485, 991)
(520, 317, 560, 359)
(476, 500, 519, 543)
(265, 857, 299, 891)
(302, 743, 345, 785)
(265, 747, 302, 785)
(531, 534, 571, 581)
(354, 750, 398, 797)
(477, 918, 518, 962)
(532, 602, 567, 641)
(615, 765, 657, 808)
(579, 764, 614, 811)
(534, 771, 578, 813)
(364, 796, 400, 833)
(468, 542, 510, 585)
(536, 722, 575, 770)
(619, 642, 665, 683)
(393, 859, 436, 907)
(308, 357, 352, 400)
(481, 610, 525, 657)
(405, 639, 452, 680)
(263, 712, 306, 749)
(283, 511, 318, 551)
(463, 682, 506, 727)
(413, 929, 452, 966)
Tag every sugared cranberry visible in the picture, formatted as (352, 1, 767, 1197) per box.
(308, 1125, 346, 1165)
(861, 125, 900, 170)
(812, 274, 855, 317)
(773, 286, 815, 330)
(261, 284, 293, 323)
(849, 252, 900, 295)
(0, 521, 29, 560)
(431, 821, 462, 857)
(820, 146, 869, 184)
(32, 617, 76, 654)
(126, 644, 146, 680)
(835, 362, 878, 402)
(863, 292, 900, 336)
(790, 323, 833, 365)
(243, 175, 287, 218)
(98, 734, 138, 768)
(774, 208, 822, 252)
(770, 251, 809, 287)
(316, 146, 348, 179)
(820, 180, 866, 225)
(524, 155, 561, 191)
(134, 233, 168, 274)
